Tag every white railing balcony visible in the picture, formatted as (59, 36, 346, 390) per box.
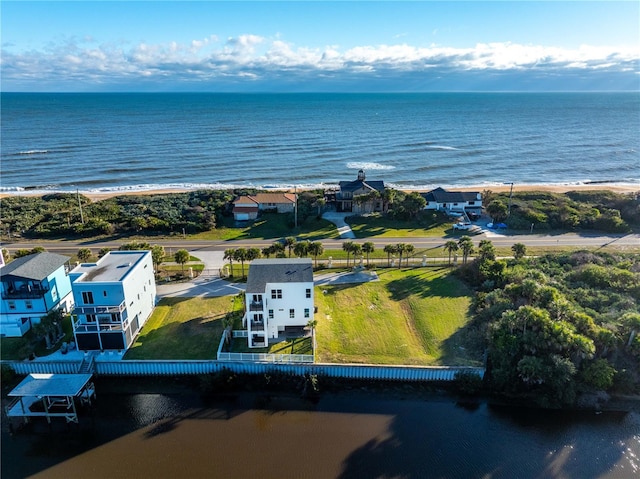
(73, 300, 126, 316)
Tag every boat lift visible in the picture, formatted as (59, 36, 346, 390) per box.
(5, 373, 95, 424)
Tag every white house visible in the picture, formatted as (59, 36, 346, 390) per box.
(0, 252, 74, 337)
(70, 251, 156, 351)
(232, 192, 296, 221)
(420, 188, 483, 214)
(244, 258, 314, 348)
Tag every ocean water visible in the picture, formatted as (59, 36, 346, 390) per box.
(1, 92, 638, 194)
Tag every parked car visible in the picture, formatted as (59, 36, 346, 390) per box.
(453, 222, 473, 231)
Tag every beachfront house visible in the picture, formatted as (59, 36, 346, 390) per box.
(232, 192, 296, 221)
(244, 258, 314, 348)
(336, 170, 385, 214)
(70, 251, 156, 351)
(0, 252, 74, 337)
(420, 188, 482, 215)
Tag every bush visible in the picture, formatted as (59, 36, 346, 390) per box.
(453, 371, 484, 395)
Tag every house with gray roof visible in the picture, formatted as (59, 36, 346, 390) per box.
(0, 252, 73, 337)
(420, 187, 483, 214)
(244, 258, 314, 348)
(336, 170, 385, 213)
(69, 251, 156, 351)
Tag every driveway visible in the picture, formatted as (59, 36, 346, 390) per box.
(322, 211, 356, 239)
(314, 270, 379, 286)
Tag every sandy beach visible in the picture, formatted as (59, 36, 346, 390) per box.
(1, 183, 638, 202)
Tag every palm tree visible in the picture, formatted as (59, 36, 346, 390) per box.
(284, 236, 297, 258)
(478, 239, 496, 261)
(351, 243, 363, 265)
(383, 244, 397, 267)
(308, 241, 324, 267)
(362, 242, 375, 266)
(234, 248, 248, 278)
(223, 248, 236, 277)
(271, 241, 286, 257)
(77, 248, 92, 262)
(511, 242, 527, 260)
(261, 245, 273, 258)
(174, 249, 190, 274)
(314, 197, 326, 217)
(396, 243, 407, 269)
(246, 247, 261, 265)
(294, 240, 311, 258)
(444, 240, 459, 266)
(403, 244, 415, 267)
(458, 236, 474, 265)
(342, 241, 354, 267)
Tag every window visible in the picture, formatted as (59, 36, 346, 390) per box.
(25, 300, 33, 310)
(8, 301, 15, 310)
(271, 289, 282, 299)
(82, 291, 94, 304)
(304, 308, 310, 318)
(268, 309, 274, 319)
(289, 309, 295, 318)
(87, 314, 96, 323)
(111, 313, 119, 322)
(306, 288, 311, 298)
(103, 291, 107, 297)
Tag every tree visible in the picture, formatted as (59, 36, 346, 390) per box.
(396, 243, 407, 269)
(314, 197, 326, 217)
(246, 247, 261, 266)
(351, 243, 363, 265)
(151, 245, 165, 271)
(77, 248, 92, 262)
(342, 241, 355, 267)
(458, 236, 474, 265)
(98, 247, 111, 258)
(403, 244, 415, 266)
(382, 188, 400, 214)
(444, 240, 459, 266)
(362, 242, 375, 266)
(2, 248, 10, 264)
(308, 241, 324, 267)
(284, 237, 297, 258)
(120, 241, 151, 251)
(174, 249, 190, 274)
(383, 244, 397, 267)
(261, 245, 274, 258)
(223, 248, 236, 277)
(233, 248, 248, 278)
(487, 199, 508, 223)
(293, 240, 310, 258)
(581, 359, 616, 391)
(401, 192, 426, 220)
(478, 239, 496, 261)
(511, 243, 527, 260)
(271, 241, 285, 257)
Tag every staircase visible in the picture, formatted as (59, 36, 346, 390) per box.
(77, 352, 96, 374)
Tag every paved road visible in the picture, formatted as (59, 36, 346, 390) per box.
(3, 231, 638, 255)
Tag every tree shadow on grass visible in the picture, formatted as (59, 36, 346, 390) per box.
(384, 268, 470, 301)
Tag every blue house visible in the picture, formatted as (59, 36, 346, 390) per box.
(0, 252, 73, 337)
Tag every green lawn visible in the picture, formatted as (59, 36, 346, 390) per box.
(315, 267, 477, 366)
(347, 213, 452, 238)
(191, 214, 339, 241)
(124, 295, 243, 360)
(229, 336, 313, 355)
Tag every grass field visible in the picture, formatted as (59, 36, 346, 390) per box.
(229, 336, 313, 355)
(347, 213, 453, 238)
(191, 214, 339, 241)
(124, 295, 243, 360)
(315, 267, 477, 366)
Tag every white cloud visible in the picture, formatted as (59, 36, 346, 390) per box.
(1, 36, 638, 90)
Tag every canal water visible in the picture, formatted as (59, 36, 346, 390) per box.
(2, 379, 639, 479)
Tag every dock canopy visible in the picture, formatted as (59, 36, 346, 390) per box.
(9, 373, 94, 398)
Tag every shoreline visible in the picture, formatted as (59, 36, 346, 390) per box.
(1, 182, 638, 202)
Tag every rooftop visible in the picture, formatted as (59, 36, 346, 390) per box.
(0, 252, 69, 282)
(246, 258, 314, 292)
(72, 251, 148, 283)
(421, 187, 481, 203)
(9, 373, 93, 398)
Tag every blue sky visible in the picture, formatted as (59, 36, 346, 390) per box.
(2, 1, 639, 91)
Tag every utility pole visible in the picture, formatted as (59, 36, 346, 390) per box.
(294, 186, 298, 228)
(77, 189, 85, 224)
(504, 182, 514, 216)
